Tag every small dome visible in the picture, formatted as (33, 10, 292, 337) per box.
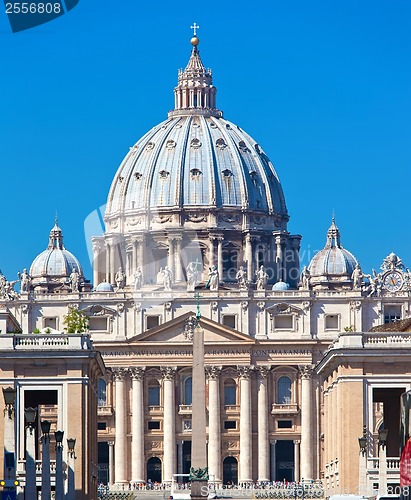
(29, 221, 85, 293)
(95, 282, 114, 292)
(308, 219, 358, 290)
(272, 280, 290, 291)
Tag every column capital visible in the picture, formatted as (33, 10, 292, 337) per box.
(112, 367, 128, 381)
(256, 365, 270, 379)
(293, 440, 301, 444)
(237, 365, 254, 380)
(160, 366, 177, 381)
(108, 441, 115, 447)
(270, 439, 277, 445)
(299, 365, 314, 379)
(205, 365, 222, 380)
(129, 367, 146, 380)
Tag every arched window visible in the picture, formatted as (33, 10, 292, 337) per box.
(148, 380, 160, 406)
(184, 377, 192, 405)
(224, 378, 237, 406)
(277, 376, 292, 404)
(98, 379, 107, 407)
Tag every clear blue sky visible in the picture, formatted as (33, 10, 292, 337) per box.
(0, 0, 410, 282)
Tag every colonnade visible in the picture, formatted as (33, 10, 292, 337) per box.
(108, 364, 315, 486)
(92, 231, 300, 287)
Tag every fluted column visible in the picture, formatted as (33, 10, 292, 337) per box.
(270, 440, 277, 482)
(175, 236, 183, 282)
(113, 367, 128, 485)
(238, 365, 253, 483)
(275, 236, 284, 281)
(130, 367, 145, 483)
(209, 236, 215, 268)
(136, 236, 145, 283)
(206, 365, 222, 484)
(92, 240, 102, 287)
(245, 234, 253, 280)
(105, 241, 111, 283)
(217, 236, 224, 281)
(300, 365, 313, 480)
(109, 239, 116, 285)
(257, 366, 270, 482)
(161, 366, 177, 484)
(167, 237, 175, 272)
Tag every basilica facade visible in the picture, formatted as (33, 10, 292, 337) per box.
(1, 33, 410, 497)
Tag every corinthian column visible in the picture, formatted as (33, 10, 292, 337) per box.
(300, 365, 314, 479)
(175, 236, 183, 282)
(217, 236, 224, 281)
(238, 365, 253, 483)
(130, 367, 145, 483)
(257, 366, 270, 482)
(161, 366, 177, 484)
(113, 367, 128, 486)
(206, 365, 222, 484)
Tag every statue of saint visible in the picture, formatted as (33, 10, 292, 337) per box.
(206, 265, 219, 291)
(186, 262, 199, 292)
(351, 263, 364, 290)
(236, 266, 248, 289)
(134, 267, 142, 290)
(300, 266, 311, 290)
(115, 267, 126, 289)
(255, 265, 268, 290)
(18, 268, 31, 293)
(162, 266, 173, 291)
(69, 268, 80, 292)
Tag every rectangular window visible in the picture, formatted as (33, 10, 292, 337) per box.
(384, 305, 401, 324)
(222, 315, 236, 329)
(146, 316, 160, 330)
(148, 386, 160, 406)
(98, 422, 107, 430)
(274, 315, 293, 330)
(278, 420, 292, 429)
(325, 314, 339, 330)
(89, 317, 108, 332)
(148, 421, 161, 430)
(44, 317, 57, 330)
(224, 386, 236, 406)
(224, 420, 236, 430)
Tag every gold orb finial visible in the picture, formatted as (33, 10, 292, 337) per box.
(190, 36, 200, 46)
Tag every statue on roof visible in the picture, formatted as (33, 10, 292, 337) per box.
(115, 267, 126, 290)
(0, 272, 19, 300)
(236, 266, 248, 290)
(381, 252, 404, 272)
(351, 263, 364, 290)
(206, 265, 219, 291)
(186, 261, 200, 292)
(300, 266, 311, 290)
(162, 266, 173, 291)
(18, 268, 31, 293)
(134, 267, 143, 290)
(255, 265, 268, 291)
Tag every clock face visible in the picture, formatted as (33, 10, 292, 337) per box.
(383, 271, 403, 292)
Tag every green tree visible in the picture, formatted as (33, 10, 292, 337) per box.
(63, 307, 89, 333)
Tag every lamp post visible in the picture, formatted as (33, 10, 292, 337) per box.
(54, 430, 64, 500)
(41, 420, 51, 500)
(358, 425, 367, 496)
(24, 407, 37, 499)
(2, 387, 17, 492)
(66, 438, 76, 500)
(378, 428, 388, 496)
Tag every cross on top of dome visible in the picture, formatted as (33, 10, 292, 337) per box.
(190, 22, 200, 36)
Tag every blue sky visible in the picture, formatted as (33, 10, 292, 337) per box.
(0, 0, 410, 282)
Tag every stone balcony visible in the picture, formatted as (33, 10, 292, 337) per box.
(271, 403, 299, 415)
(0, 334, 92, 350)
(178, 404, 192, 414)
(98, 405, 114, 417)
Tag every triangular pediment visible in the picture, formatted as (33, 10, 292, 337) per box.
(130, 311, 255, 345)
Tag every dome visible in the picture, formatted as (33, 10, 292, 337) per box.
(95, 282, 114, 292)
(308, 219, 358, 290)
(104, 38, 288, 233)
(30, 221, 86, 293)
(272, 280, 290, 291)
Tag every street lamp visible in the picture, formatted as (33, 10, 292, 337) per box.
(358, 425, 367, 496)
(24, 407, 37, 499)
(378, 428, 388, 449)
(2, 387, 17, 491)
(54, 430, 64, 500)
(41, 420, 52, 500)
(378, 428, 388, 496)
(66, 438, 76, 500)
